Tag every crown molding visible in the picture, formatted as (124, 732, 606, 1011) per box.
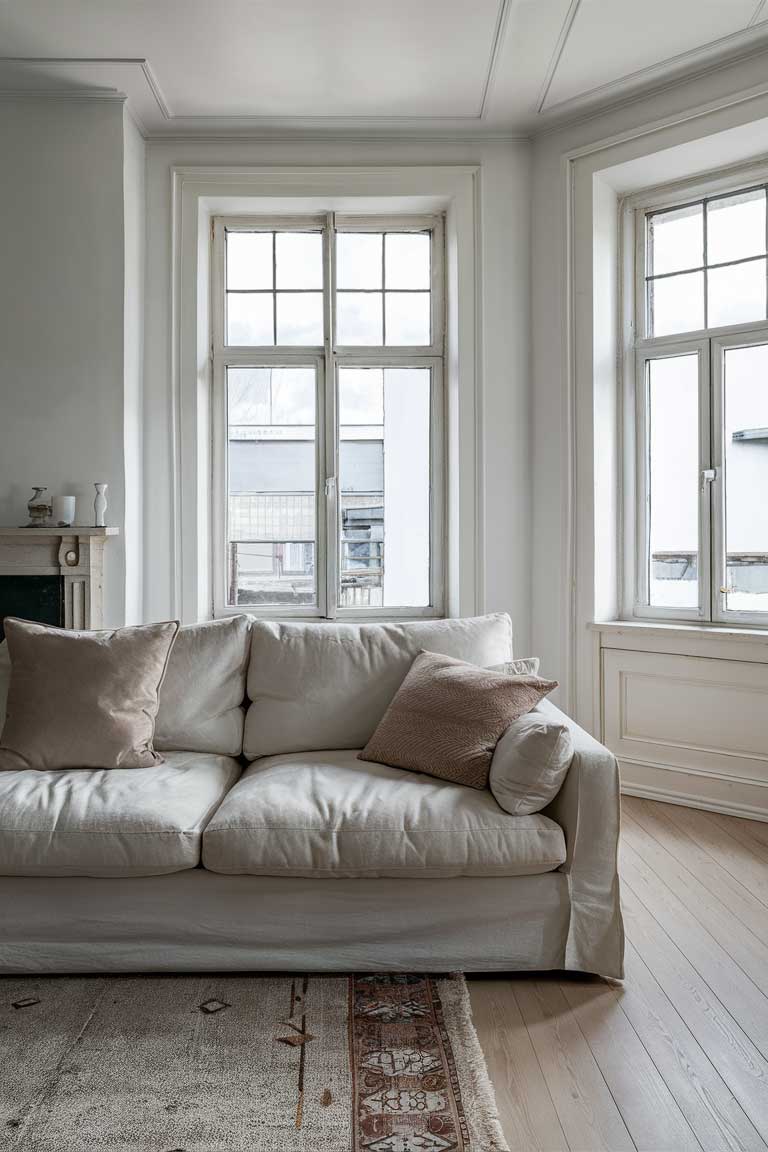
(0, 88, 125, 102)
(535, 38, 768, 140)
(540, 16, 768, 118)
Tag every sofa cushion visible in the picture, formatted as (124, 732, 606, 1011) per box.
(0, 618, 179, 772)
(202, 749, 566, 878)
(154, 616, 250, 756)
(490, 709, 574, 815)
(0, 640, 9, 739)
(359, 650, 557, 789)
(0, 752, 241, 877)
(243, 613, 514, 760)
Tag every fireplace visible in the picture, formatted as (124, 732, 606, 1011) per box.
(0, 527, 118, 637)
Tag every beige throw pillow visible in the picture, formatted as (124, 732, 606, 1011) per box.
(0, 618, 179, 772)
(359, 650, 557, 789)
(489, 710, 573, 814)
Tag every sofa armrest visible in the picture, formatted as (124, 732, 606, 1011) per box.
(539, 699, 625, 979)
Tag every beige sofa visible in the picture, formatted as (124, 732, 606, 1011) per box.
(0, 614, 624, 978)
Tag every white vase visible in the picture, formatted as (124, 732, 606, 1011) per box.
(52, 495, 76, 527)
(93, 483, 108, 528)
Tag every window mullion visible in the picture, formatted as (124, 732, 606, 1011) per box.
(324, 212, 338, 619)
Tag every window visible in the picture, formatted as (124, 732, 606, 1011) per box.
(629, 180, 768, 625)
(212, 214, 444, 618)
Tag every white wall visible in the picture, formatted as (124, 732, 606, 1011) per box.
(0, 98, 127, 626)
(143, 138, 533, 650)
(123, 110, 146, 625)
(532, 50, 768, 712)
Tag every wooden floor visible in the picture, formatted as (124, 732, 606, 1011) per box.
(469, 796, 768, 1152)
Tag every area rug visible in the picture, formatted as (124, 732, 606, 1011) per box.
(1, 972, 508, 1151)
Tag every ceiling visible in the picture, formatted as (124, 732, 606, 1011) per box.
(1, 0, 767, 136)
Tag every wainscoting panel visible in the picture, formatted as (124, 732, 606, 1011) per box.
(602, 646, 768, 819)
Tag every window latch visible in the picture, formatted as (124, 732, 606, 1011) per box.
(700, 468, 717, 491)
(324, 476, 337, 498)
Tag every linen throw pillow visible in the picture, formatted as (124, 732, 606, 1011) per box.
(489, 710, 573, 814)
(359, 649, 557, 789)
(0, 618, 179, 772)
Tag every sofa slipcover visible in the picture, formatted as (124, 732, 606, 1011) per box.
(243, 613, 514, 759)
(203, 749, 566, 878)
(0, 752, 242, 877)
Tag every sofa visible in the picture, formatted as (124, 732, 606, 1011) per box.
(0, 613, 624, 978)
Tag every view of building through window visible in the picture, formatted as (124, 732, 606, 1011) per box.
(637, 185, 768, 620)
(215, 216, 442, 615)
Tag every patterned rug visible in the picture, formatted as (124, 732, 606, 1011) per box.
(1, 972, 508, 1151)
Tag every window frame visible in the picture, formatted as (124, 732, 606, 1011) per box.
(211, 211, 445, 621)
(623, 166, 768, 628)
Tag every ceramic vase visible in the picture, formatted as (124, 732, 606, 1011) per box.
(26, 487, 51, 527)
(93, 483, 108, 528)
(52, 495, 76, 527)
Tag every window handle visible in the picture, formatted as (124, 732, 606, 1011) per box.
(700, 468, 717, 491)
(324, 476, 337, 498)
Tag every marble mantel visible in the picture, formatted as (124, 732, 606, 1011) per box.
(0, 527, 119, 629)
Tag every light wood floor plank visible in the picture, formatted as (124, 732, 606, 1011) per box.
(559, 976, 700, 1151)
(621, 810, 768, 1000)
(469, 978, 569, 1152)
(659, 803, 768, 908)
(708, 811, 768, 859)
(622, 798, 768, 950)
(513, 979, 636, 1152)
(621, 881, 768, 1142)
(616, 944, 767, 1152)
(621, 840, 768, 1056)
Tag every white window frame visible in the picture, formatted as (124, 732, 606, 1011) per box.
(211, 211, 445, 621)
(622, 163, 768, 628)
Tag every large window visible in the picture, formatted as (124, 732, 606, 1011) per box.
(212, 214, 444, 618)
(629, 180, 768, 625)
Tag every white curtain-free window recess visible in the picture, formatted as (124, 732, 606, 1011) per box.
(211, 213, 445, 619)
(627, 176, 768, 626)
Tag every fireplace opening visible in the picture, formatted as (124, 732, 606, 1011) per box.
(0, 576, 64, 641)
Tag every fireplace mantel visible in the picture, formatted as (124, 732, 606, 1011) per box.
(0, 527, 119, 629)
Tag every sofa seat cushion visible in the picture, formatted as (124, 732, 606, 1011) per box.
(202, 749, 566, 879)
(244, 613, 514, 760)
(0, 752, 242, 877)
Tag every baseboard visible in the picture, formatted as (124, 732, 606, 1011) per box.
(618, 758, 768, 822)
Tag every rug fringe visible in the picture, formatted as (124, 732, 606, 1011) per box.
(436, 975, 510, 1152)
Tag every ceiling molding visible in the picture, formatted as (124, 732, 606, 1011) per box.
(0, 3, 510, 136)
(536, 0, 583, 115)
(540, 15, 768, 117)
(478, 0, 514, 118)
(749, 0, 768, 26)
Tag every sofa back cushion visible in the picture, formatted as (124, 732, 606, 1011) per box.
(243, 613, 513, 760)
(155, 616, 250, 756)
(0, 641, 9, 739)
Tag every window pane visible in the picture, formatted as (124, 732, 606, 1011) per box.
(227, 232, 273, 290)
(336, 233, 382, 289)
(385, 232, 430, 289)
(647, 354, 700, 609)
(648, 271, 704, 337)
(275, 232, 323, 289)
(227, 293, 273, 345)
(336, 292, 383, 345)
(722, 343, 768, 615)
(708, 259, 766, 328)
(385, 292, 431, 345)
(647, 204, 703, 276)
(276, 292, 323, 344)
(338, 366, 430, 608)
(707, 189, 766, 265)
(227, 366, 316, 608)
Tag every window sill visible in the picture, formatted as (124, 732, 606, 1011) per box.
(590, 619, 768, 659)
